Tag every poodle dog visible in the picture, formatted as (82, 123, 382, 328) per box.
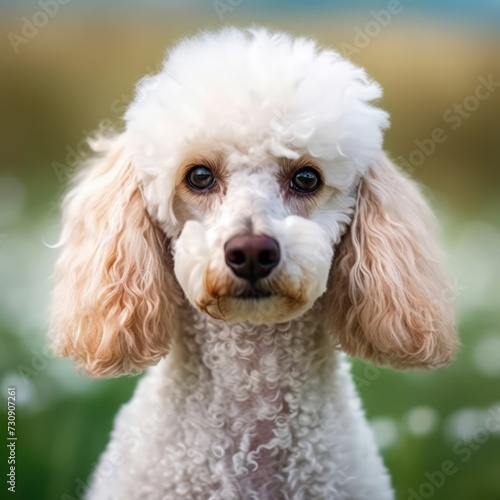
(49, 28, 458, 499)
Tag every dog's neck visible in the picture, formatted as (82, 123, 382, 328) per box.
(173, 298, 336, 396)
(158, 300, 342, 497)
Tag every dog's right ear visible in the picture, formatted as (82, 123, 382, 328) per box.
(49, 134, 181, 377)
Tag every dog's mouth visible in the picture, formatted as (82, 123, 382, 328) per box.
(232, 287, 273, 300)
(198, 282, 307, 322)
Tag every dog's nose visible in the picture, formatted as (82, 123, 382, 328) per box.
(224, 234, 280, 282)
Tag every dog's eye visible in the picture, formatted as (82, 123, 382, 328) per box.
(290, 167, 321, 193)
(186, 166, 216, 191)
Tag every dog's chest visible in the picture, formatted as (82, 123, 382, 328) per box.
(117, 317, 356, 499)
(223, 379, 294, 497)
(181, 316, 332, 498)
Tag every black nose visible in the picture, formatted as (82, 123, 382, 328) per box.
(224, 234, 280, 282)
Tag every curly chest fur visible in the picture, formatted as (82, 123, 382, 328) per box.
(95, 305, 387, 500)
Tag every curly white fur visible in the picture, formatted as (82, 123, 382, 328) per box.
(49, 27, 458, 499)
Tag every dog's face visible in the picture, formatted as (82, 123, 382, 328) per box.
(158, 147, 341, 324)
(125, 28, 388, 323)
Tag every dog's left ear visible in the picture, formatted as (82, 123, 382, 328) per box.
(329, 153, 459, 368)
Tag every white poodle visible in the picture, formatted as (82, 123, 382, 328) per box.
(49, 27, 458, 499)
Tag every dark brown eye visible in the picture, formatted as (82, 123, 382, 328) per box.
(187, 165, 216, 191)
(291, 167, 321, 193)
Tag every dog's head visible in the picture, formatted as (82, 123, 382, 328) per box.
(50, 28, 458, 376)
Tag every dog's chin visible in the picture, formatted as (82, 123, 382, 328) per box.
(198, 293, 314, 324)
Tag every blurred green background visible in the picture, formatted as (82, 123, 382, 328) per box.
(1, 1, 499, 499)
